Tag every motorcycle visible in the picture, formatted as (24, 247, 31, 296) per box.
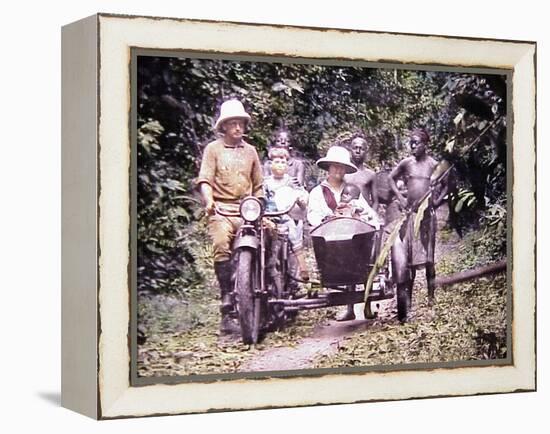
(215, 195, 300, 345)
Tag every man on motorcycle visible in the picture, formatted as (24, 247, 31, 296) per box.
(196, 99, 264, 334)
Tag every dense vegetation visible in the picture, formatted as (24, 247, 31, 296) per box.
(136, 55, 507, 294)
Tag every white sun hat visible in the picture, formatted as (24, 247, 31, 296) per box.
(214, 99, 251, 131)
(316, 146, 357, 174)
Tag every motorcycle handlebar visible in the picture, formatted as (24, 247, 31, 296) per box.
(265, 200, 298, 217)
(214, 206, 239, 217)
(214, 198, 298, 218)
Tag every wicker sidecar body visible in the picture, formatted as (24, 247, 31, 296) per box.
(310, 217, 379, 288)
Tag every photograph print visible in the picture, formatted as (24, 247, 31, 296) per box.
(132, 52, 509, 382)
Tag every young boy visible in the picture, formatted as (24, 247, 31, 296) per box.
(264, 147, 310, 280)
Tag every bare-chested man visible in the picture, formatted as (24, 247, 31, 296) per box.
(344, 136, 378, 211)
(388, 128, 447, 321)
(344, 135, 383, 303)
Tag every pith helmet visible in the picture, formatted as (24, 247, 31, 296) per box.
(316, 146, 358, 174)
(214, 99, 251, 131)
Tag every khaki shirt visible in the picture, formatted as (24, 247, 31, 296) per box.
(196, 138, 264, 203)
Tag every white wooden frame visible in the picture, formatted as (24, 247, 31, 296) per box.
(61, 13, 536, 419)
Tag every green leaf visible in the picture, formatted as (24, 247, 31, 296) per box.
(414, 193, 432, 238)
(190, 68, 205, 78)
(453, 110, 465, 126)
(271, 82, 287, 92)
(455, 196, 467, 213)
(364, 213, 408, 306)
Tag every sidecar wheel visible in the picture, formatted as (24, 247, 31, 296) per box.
(235, 248, 260, 344)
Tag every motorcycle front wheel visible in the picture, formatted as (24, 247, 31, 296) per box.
(234, 248, 260, 345)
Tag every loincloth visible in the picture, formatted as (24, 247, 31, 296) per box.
(401, 207, 436, 267)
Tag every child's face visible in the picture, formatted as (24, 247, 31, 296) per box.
(271, 157, 288, 177)
(342, 185, 359, 203)
(341, 192, 352, 203)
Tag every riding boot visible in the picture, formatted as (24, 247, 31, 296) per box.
(214, 260, 240, 335)
(396, 282, 412, 323)
(293, 247, 310, 282)
(214, 260, 234, 314)
(219, 312, 241, 335)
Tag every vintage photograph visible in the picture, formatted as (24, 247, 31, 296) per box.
(133, 53, 509, 380)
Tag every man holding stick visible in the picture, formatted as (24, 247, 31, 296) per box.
(388, 128, 448, 321)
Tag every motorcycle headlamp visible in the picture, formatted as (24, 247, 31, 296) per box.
(240, 197, 262, 222)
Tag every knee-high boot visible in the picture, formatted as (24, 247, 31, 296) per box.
(214, 260, 240, 334)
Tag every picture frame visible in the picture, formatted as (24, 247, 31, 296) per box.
(61, 13, 536, 419)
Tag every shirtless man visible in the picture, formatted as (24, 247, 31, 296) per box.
(344, 136, 383, 297)
(388, 128, 448, 321)
(344, 136, 379, 211)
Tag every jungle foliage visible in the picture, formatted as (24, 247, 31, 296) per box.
(136, 55, 508, 293)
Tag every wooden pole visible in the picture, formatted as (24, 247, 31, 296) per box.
(434, 260, 506, 288)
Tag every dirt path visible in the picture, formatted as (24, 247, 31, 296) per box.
(241, 318, 365, 371)
(240, 300, 396, 372)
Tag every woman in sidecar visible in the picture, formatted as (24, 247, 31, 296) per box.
(307, 146, 382, 321)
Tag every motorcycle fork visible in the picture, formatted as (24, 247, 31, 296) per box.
(279, 236, 289, 296)
(233, 223, 262, 291)
(259, 222, 266, 294)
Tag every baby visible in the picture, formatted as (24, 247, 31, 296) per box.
(338, 183, 364, 217)
(337, 183, 381, 229)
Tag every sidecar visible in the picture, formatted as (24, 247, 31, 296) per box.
(310, 216, 379, 288)
(268, 216, 391, 318)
